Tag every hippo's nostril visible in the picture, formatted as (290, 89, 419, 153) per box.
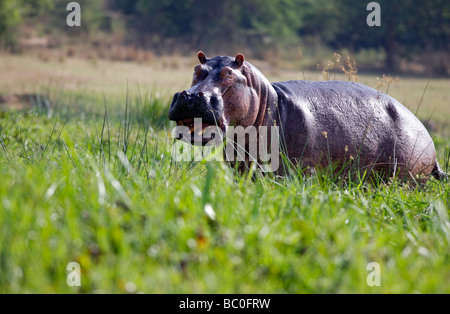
(177, 90, 192, 105)
(197, 92, 204, 98)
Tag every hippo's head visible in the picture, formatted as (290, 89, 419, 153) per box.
(169, 51, 276, 144)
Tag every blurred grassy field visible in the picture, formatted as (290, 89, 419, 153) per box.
(0, 52, 449, 293)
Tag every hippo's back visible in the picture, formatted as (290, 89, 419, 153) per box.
(271, 80, 436, 179)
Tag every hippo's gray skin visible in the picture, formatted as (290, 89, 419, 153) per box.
(169, 52, 446, 182)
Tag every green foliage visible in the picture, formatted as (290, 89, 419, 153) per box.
(113, 0, 306, 52)
(0, 0, 24, 47)
(329, 0, 450, 70)
(108, 0, 450, 70)
(0, 88, 448, 293)
(1, 0, 449, 71)
(0, 0, 55, 47)
(42, 0, 110, 35)
(0, 0, 110, 47)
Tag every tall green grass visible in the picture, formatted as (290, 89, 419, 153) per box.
(0, 88, 449, 293)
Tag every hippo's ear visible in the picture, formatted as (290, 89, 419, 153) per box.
(197, 51, 208, 64)
(234, 53, 245, 68)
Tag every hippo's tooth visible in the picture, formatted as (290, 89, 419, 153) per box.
(197, 127, 209, 136)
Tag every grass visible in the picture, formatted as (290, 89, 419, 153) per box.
(0, 53, 449, 293)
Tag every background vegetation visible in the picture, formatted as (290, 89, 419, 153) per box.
(1, 0, 449, 74)
(0, 0, 449, 293)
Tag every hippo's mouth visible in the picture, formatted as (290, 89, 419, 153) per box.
(176, 118, 226, 145)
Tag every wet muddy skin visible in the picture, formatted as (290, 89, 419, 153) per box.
(169, 52, 446, 183)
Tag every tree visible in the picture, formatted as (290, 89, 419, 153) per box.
(0, 0, 24, 48)
(330, 0, 450, 72)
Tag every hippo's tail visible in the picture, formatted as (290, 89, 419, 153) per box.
(432, 159, 448, 181)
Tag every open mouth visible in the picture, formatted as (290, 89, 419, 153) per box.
(176, 118, 226, 145)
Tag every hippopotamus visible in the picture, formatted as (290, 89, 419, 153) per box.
(169, 51, 446, 183)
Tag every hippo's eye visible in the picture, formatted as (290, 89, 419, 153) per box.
(220, 67, 233, 79)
